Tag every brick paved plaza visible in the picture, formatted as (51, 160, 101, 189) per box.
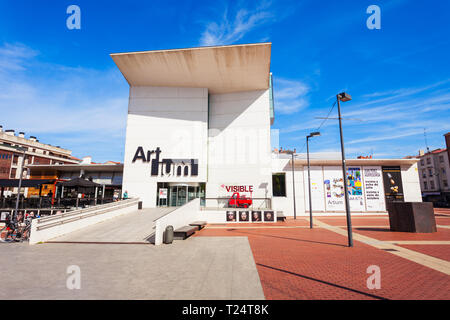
(194, 209, 450, 300)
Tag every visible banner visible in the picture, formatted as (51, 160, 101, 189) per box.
(382, 166, 404, 202)
(323, 166, 345, 211)
(363, 166, 385, 211)
(347, 167, 365, 211)
(303, 166, 325, 212)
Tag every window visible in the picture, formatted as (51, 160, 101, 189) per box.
(444, 180, 448, 188)
(420, 159, 424, 166)
(272, 173, 286, 197)
(428, 169, 433, 177)
(426, 157, 431, 165)
(439, 155, 444, 163)
(10, 168, 16, 178)
(422, 170, 426, 178)
(424, 181, 428, 190)
(430, 180, 435, 189)
(12, 155, 18, 165)
(442, 168, 446, 175)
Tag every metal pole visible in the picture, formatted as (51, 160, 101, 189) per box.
(291, 152, 297, 219)
(13, 150, 26, 223)
(307, 136, 313, 228)
(337, 96, 353, 247)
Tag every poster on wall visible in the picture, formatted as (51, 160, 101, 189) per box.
(303, 166, 325, 212)
(347, 167, 365, 211)
(226, 211, 237, 222)
(263, 211, 275, 222)
(363, 166, 385, 211)
(239, 211, 250, 222)
(382, 166, 404, 202)
(251, 211, 262, 222)
(323, 166, 345, 211)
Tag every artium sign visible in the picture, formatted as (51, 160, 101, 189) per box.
(132, 147, 198, 177)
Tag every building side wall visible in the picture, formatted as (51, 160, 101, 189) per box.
(122, 86, 208, 207)
(206, 90, 273, 201)
(271, 158, 305, 216)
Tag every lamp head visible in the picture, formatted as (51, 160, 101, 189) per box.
(307, 131, 321, 138)
(337, 92, 352, 102)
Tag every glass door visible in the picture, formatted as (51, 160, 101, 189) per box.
(177, 186, 187, 206)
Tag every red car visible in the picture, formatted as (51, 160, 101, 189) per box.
(228, 192, 252, 208)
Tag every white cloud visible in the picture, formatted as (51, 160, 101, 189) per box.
(274, 78, 311, 115)
(199, 3, 273, 46)
(0, 43, 38, 71)
(0, 43, 129, 161)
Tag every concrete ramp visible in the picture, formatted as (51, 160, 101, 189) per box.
(47, 207, 175, 244)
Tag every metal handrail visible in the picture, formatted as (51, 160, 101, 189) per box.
(37, 198, 137, 223)
(201, 197, 272, 210)
(35, 199, 139, 229)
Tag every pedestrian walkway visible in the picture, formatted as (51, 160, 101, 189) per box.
(47, 207, 174, 244)
(0, 237, 264, 300)
(194, 211, 450, 300)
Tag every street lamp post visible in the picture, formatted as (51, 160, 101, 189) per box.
(13, 148, 27, 223)
(306, 132, 320, 228)
(336, 92, 353, 247)
(291, 151, 297, 219)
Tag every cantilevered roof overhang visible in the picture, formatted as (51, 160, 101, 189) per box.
(110, 43, 272, 94)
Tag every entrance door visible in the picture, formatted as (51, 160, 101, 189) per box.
(177, 186, 187, 206)
(169, 185, 188, 207)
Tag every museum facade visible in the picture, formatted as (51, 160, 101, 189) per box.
(111, 43, 422, 217)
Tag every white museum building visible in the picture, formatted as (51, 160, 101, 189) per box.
(111, 43, 422, 219)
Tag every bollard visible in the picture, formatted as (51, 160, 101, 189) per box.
(138, 201, 143, 210)
(163, 225, 174, 244)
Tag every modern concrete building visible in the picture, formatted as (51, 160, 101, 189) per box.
(112, 43, 273, 209)
(111, 43, 423, 218)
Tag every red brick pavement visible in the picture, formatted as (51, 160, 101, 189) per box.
(397, 245, 450, 262)
(194, 214, 450, 300)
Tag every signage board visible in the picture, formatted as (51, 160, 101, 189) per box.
(159, 188, 168, 199)
(382, 166, 404, 202)
(323, 166, 345, 211)
(363, 166, 385, 211)
(304, 166, 325, 212)
(347, 167, 365, 211)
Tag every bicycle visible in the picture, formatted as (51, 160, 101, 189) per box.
(0, 213, 18, 242)
(0, 213, 33, 242)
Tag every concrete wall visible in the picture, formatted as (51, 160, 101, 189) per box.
(271, 158, 305, 216)
(271, 161, 423, 216)
(154, 198, 200, 245)
(29, 199, 139, 244)
(122, 86, 208, 207)
(206, 90, 273, 200)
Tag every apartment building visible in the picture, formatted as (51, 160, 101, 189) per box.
(416, 132, 450, 206)
(0, 126, 79, 196)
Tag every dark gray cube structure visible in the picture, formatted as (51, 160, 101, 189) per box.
(387, 202, 437, 233)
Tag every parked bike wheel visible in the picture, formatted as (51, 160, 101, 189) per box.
(0, 226, 13, 242)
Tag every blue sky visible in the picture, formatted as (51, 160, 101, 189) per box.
(0, 0, 449, 162)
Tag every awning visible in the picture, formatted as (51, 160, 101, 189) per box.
(56, 177, 102, 188)
(0, 179, 55, 188)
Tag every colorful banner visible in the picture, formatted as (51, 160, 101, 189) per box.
(382, 166, 404, 202)
(363, 166, 385, 211)
(323, 166, 345, 211)
(347, 167, 365, 211)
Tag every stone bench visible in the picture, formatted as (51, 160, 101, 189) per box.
(189, 221, 207, 230)
(173, 226, 197, 240)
